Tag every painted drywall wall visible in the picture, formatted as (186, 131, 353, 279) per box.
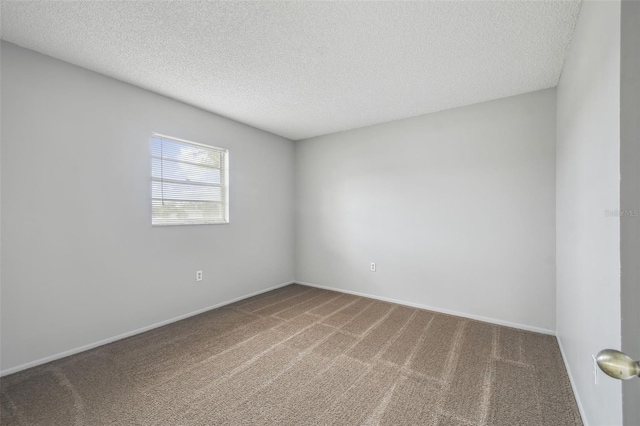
(555, 1, 622, 425)
(620, 1, 640, 424)
(0, 37, 3, 375)
(0, 42, 295, 373)
(295, 89, 557, 332)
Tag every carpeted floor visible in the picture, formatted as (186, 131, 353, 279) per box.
(0, 284, 582, 425)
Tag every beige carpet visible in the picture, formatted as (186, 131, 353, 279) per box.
(0, 284, 582, 425)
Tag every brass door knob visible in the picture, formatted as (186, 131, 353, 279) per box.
(596, 349, 640, 380)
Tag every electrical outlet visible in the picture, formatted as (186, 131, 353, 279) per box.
(196, 270, 203, 282)
(592, 354, 598, 384)
(370, 262, 376, 272)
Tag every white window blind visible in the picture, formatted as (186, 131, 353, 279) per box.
(151, 134, 229, 226)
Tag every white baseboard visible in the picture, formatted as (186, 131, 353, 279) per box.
(0, 280, 294, 377)
(556, 335, 589, 426)
(297, 280, 556, 336)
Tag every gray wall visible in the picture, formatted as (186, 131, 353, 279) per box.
(620, 1, 640, 424)
(0, 42, 296, 373)
(556, 1, 622, 425)
(295, 89, 557, 332)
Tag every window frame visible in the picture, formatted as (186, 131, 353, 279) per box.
(150, 133, 229, 226)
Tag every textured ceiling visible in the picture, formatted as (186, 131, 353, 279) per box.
(1, 1, 580, 140)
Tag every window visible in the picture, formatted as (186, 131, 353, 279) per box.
(151, 134, 229, 225)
